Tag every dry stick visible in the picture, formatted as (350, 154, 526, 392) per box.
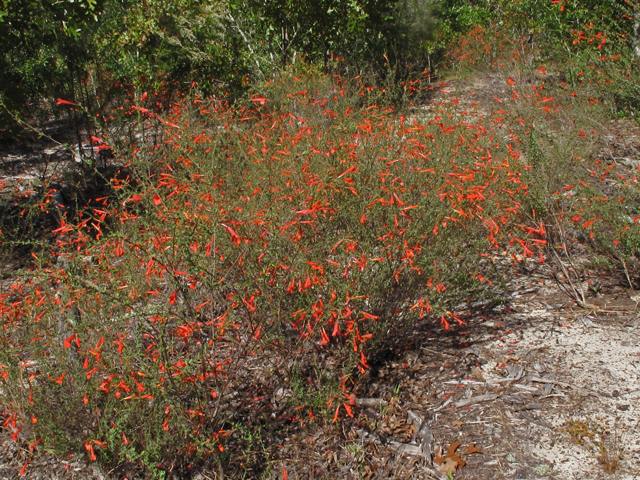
(421, 466, 448, 480)
(215, 454, 224, 480)
(550, 248, 637, 314)
(0, 99, 70, 153)
(605, 253, 640, 311)
(621, 257, 637, 297)
(560, 252, 587, 305)
(421, 347, 455, 358)
(551, 247, 584, 305)
(553, 222, 587, 304)
(550, 203, 639, 313)
(550, 247, 580, 301)
(549, 213, 593, 307)
(68, 67, 88, 189)
(80, 72, 97, 167)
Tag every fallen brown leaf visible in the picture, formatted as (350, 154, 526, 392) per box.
(463, 442, 483, 455)
(438, 457, 459, 475)
(449, 453, 466, 468)
(446, 441, 461, 458)
(434, 441, 479, 473)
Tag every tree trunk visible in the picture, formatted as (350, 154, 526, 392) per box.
(634, 5, 640, 57)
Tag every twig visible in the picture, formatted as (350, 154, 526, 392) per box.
(548, 210, 595, 306)
(551, 247, 586, 305)
(431, 398, 452, 412)
(421, 347, 456, 357)
(421, 466, 448, 480)
(621, 257, 638, 304)
(0, 99, 68, 148)
(455, 393, 500, 408)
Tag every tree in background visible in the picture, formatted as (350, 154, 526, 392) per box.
(226, 0, 403, 77)
(3, 0, 638, 141)
(0, 0, 233, 139)
(0, 0, 103, 135)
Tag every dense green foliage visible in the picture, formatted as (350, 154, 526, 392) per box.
(2, 0, 639, 138)
(1, 0, 406, 137)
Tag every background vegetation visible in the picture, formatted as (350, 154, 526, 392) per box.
(2, 0, 638, 137)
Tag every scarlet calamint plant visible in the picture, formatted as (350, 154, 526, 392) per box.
(1, 46, 638, 475)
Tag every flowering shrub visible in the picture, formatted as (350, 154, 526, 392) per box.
(2, 39, 639, 475)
